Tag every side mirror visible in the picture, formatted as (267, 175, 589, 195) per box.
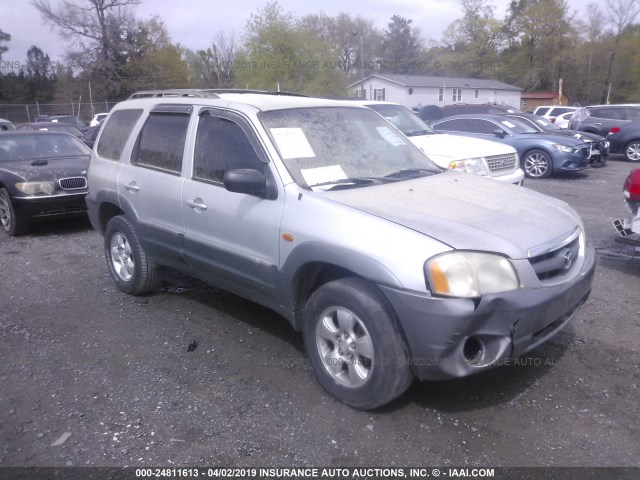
(493, 129, 507, 138)
(223, 169, 268, 197)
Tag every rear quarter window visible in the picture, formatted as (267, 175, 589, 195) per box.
(96, 109, 143, 161)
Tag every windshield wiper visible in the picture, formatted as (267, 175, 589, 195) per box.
(309, 177, 376, 190)
(404, 129, 434, 137)
(382, 168, 437, 179)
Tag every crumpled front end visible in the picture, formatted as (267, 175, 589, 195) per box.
(378, 228, 596, 380)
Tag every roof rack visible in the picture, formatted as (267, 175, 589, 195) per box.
(128, 89, 307, 99)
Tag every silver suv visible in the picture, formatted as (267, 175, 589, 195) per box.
(86, 90, 596, 410)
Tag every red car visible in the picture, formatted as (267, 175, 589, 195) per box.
(613, 168, 640, 243)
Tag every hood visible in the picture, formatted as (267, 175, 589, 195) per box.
(0, 156, 89, 182)
(523, 132, 592, 147)
(546, 130, 604, 143)
(325, 172, 580, 259)
(408, 133, 514, 168)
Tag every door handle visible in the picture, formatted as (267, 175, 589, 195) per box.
(593, 122, 602, 125)
(124, 182, 140, 192)
(187, 198, 208, 211)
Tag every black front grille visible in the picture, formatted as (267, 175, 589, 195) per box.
(529, 236, 580, 281)
(580, 147, 591, 159)
(485, 153, 517, 174)
(59, 177, 87, 190)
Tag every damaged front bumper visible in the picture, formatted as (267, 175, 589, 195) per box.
(379, 246, 596, 381)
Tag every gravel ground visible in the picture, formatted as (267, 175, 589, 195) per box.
(1, 157, 639, 469)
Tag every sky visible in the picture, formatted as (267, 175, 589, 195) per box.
(0, 0, 601, 69)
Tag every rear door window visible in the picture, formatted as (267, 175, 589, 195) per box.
(132, 107, 191, 175)
(589, 107, 625, 120)
(624, 108, 640, 121)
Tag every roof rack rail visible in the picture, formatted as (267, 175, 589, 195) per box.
(128, 88, 307, 99)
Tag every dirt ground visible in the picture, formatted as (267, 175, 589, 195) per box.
(1, 157, 639, 470)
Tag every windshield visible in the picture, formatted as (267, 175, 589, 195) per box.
(259, 107, 440, 189)
(532, 116, 559, 131)
(499, 118, 539, 134)
(37, 124, 81, 135)
(0, 133, 90, 161)
(366, 104, 436, 136)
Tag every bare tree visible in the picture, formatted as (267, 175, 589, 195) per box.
(210, 31, 239, 87)
(602, 0, 640, 102)
(31, 0, 141, 97)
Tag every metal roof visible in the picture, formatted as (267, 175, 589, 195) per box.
(348, 74, 522, 91)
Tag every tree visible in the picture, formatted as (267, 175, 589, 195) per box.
(184, 33, 239, 88)
(380, 15, 423, 74)
(23, 46, 57, 102)
(118, 16, 189, 94)
(31, 0, 141, 98)
(0, 29, 10, 60)
(235, 2, 348, 95)
(502, 0, 575, 92)
(600, 0, 640, 102)
(441, 0, 506, 77)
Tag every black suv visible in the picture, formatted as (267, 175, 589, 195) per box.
(416, 103, 522, 122)
(568, 104, 640, 136)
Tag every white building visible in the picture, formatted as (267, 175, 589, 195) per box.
(348, 74, 522, 109)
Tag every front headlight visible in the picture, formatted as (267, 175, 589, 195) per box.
(448, 158, 489, 176)
(425, 252, 519, 298)
(552, 144, 574, 153)
(15, 181, 56, 195)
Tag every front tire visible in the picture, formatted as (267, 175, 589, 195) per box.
(0, 188, 27, 236)
(302, 277, 414, 410)
(624, 141, 640, 162)
(104, 215, 159, 295)
(523, 149, 553, 179)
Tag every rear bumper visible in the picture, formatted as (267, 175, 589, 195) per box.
(379, 246, 596, 380)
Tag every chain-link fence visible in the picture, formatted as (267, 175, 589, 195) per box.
(0, 101, 119, 125)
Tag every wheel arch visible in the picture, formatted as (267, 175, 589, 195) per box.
(283, 245, 404, 331)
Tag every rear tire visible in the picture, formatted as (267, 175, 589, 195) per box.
(302, 277, 414, 410)
(0, 188, 27, 236)
(624, 141, 640, 162)
(104, 215, 159, 295)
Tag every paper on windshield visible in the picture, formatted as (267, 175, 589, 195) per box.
(301, 165, 347, 188)
(376, 126, 407, 146)
(501, 121, 517, 128)
(270, 128, 315, 159)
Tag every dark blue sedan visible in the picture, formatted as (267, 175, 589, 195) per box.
(430, 114, 594, 178)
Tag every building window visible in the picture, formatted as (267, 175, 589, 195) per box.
(373, 88, 385, 101)
(522, 100, 528, 108)
(354, 89, 366, 99)
(452, 88, 462, 102)
(474, 89, 479, 99)
(438, 88, 444, 102)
